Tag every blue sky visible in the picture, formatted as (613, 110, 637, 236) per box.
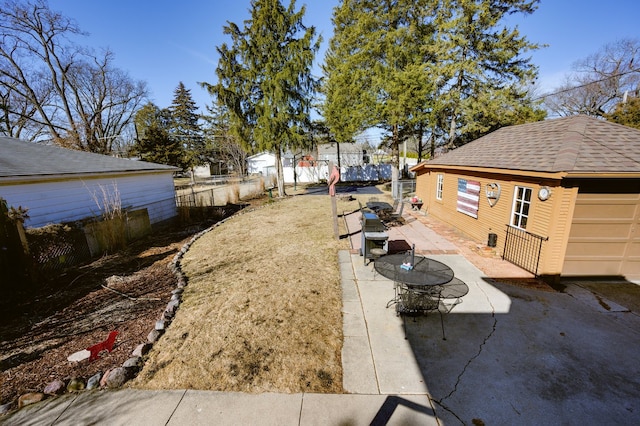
(48, 1, 640, 116)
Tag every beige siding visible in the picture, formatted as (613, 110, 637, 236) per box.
(541, 186, 578, 275)
(416, 169, 567, 276)
(416, 168, 640, 280)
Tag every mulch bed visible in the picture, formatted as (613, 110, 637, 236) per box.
(0, 229, 189, 405)
(0, 202, 254, 406)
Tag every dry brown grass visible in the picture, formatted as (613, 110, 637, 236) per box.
(132, 193, 350, 393)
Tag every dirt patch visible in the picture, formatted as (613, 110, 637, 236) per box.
(0, 204, 248, 406)
(490, 277, 559, 292)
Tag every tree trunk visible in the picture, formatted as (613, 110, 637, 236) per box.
(447, 69, 465, 150)
(417, 123, 424, 161)
(275, 148, 286, 197)
(430, 131, 436, 159)
(391, 124, 399, 198)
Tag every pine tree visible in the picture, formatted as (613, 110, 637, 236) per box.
(205, 0, 320, 196)
(606, 97, 640, 130)
(201, 102, 248, 176)
(323, 0, 544, 164)
(324, 0, 442, 182)
(170, 82, 204, 176)
(133, 102, 183, 167)
(434, 0, 543, 147)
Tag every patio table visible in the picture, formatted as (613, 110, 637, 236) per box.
(374, 253, 454, 287)
(366, 201, 394, 213)
(375, 253, 460, 339)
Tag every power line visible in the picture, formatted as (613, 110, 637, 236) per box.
(532, 66, 640, 101)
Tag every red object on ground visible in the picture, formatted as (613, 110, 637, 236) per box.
(87, 331, 119, 361)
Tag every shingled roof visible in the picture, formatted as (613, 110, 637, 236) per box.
(0, 137, 177, 179)
(418, 115, 640, 175)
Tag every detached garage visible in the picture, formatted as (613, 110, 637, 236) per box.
(411, 115, 640, 282)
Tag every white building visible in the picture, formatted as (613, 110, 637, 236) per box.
(0, 137, 179, 228)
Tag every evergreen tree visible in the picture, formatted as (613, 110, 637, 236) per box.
(437, 0, 543, 148)
(606, 97, 640, 130)
(205, 0, 320, 196)
(323, 0, 544, 168)
(201, 102, 248, 176)
(170, 82, 205, 176)
(133, 102, 183, 167)
(324, 0, 439, 182)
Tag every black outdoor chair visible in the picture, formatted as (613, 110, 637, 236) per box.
(380, 200, 405, 226)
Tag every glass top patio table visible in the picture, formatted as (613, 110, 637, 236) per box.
(366, 201, 394, 212)
(374, 253, 454, 287)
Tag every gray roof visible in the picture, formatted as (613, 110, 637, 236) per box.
(421, 115, 640, 175)
(0, 137, 178, 179)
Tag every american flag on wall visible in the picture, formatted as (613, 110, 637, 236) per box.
(457, 178, 480, 218)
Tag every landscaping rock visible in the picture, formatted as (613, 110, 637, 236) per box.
(100, 369, 112, 387)
(171, 288, 184, 296)
(67, 377, 86, 392)
(0, 402, 14, 415)
(18, 393, 45, 409)
(147, 329, 163, 343)
(104, 367, 131, 388)
(132, 343, 152, 357)
(67, 349, 91, 362)
(87, 372, 102, 390)
(166, 299, 179, 313)
(44, 379, 66, 395)
(122, 357, 142, 370)
(155, 320, 165, 331)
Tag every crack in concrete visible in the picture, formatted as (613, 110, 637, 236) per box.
(433, 282, 498, 425)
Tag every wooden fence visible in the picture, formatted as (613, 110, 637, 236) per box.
(0, 198, 31, 287)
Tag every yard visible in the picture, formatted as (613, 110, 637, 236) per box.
(131, 193, 350, 393)
(0, 203, 243, 405)
(0, 187, 351, 406)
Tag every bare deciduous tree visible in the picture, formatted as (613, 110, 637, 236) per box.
(544, 38, 640, 117)
(202, 104, 247, 176)
(0, 0, 148, 153)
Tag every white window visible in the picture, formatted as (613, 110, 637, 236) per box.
(436, 174, 444, 200)
(511, 186, 532, 229)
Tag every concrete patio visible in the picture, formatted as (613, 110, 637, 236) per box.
(340, 195, 640, 424)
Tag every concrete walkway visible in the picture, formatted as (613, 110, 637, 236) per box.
(4, 204, 640, 425)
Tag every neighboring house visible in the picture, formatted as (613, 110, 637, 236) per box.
(0, 137, 179, 228)
(247, 151, 320, 183)
(317, 142, 364, 167)
(411, 115, 640, 281)
(247, 152, 276, 176)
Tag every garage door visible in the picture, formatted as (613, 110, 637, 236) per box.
(563, 186, 640, 280)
